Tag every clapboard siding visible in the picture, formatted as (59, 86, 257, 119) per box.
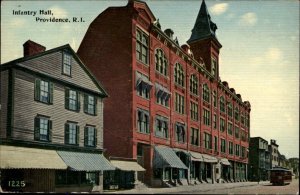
(12, 70, 103, 149)
(19, 51, 100, 94)
(0, 70, 8, 138)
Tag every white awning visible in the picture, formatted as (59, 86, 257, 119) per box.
(0, 145, 67, 169)
(110, 160, 145, 172)
(189, 151, 203, 162)
(202, 154, 218, 163)
(220, 158, 231, 166)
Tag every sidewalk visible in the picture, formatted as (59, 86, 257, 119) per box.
(104, 181, 270, 194)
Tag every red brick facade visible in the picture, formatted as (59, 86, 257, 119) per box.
(78, 0, 250, 185)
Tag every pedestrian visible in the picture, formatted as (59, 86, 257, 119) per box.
(258, 174, 260, 184)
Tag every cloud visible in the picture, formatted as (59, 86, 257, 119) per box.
(239, 12, 257, 26)
(49, 6, 68, 18)
(210, 3, 228, 15)
(265, 47, 282, 61)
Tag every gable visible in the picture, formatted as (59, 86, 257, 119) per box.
(17, 47, 106, 96)
(133, 1, 156, 23)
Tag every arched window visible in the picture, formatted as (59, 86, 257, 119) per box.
(174, 63, 184, 87)
(190, 74, 198, 95)
(155, 49, 168, 76)
(202, 84, 210, 102)
(220, 96, 225, 112)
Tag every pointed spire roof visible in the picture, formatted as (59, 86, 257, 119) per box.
(187, 0, 220, 44)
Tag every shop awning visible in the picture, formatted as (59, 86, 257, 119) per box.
(202, 154, 218, 163)
(57, 151, 115, 171)
(0, 145, 67, 169)
(153, 146, 188, 169)
(189, 151, 203, 162)
(220, 158, 231, 166)
(173, 148, 191, 157)
(110, 160, 145, 171)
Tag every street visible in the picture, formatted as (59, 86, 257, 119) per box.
(106, 179, 299, 194)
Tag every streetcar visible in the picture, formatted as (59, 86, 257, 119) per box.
(270, 167, 292, 185)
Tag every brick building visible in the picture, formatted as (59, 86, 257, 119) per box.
(78, 0, 251, 187)
(0, 40, 114, 192)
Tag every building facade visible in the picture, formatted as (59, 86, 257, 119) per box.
(78, 0, 251, 187)
(248, 137, 270, 181)
(0, 40, 114, 192)
(268, 139, 279, 168)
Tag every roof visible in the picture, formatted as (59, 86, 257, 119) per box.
(110, 160, 145, 171)
(1, 44, 108, 97)
(187, 0, 221, 47)
(0, 145, 67, 170)
(153, 146, 188, 169)
(57, 150, 115, 171)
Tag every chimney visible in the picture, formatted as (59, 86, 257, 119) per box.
(23, 40, 46, 57)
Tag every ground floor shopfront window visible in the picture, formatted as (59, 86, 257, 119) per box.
(55, 170, 99, 186)
(103, 170, 134, 190)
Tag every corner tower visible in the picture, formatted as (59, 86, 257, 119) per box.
(187, 0, 222, 79)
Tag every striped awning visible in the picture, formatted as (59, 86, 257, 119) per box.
(202, 154, 218, 163)
(110, 160, 145, 171)
(57, 151, 115, 171)
(153, 146, 188, 169)
(189, 151, 204, 162)
(0, 145, 67, 170)
(136, 71, 153, 87)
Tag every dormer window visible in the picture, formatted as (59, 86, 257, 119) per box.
(63, 52, 72, 76)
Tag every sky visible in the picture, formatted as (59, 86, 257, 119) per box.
(1, 0, 299, 158)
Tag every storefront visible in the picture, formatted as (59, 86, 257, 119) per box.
(56, 150, 115, 192)
(152, 146, 188, 187)
(107, 158, 145, 190)
(0, 145, 115, 193)
(0, 145, 67, 192)
(219, 158, 231, 182)
(201, 154, 218, 183)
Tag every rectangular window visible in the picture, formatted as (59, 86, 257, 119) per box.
(221, 139, 226, 153)
(34, 116, 52, 142)
(175, 123, 185, 143)
(190, 128, 199, 146)
(235, 126, 240, 139)
(84, 126, 97, 147)
(190, 102, 198, 121)
(175, 93, 185, 114)
(241, 146, 246, 158)
(229, 141, 233, 155)
(220, 118, 225, 132)
(136, 29, 149, 64)
(203, 109, 210, 126)
(213, 114, 217, 129)
(214, 136, 218, 151)
(204, 132, 212, 149)
(137, 109, 150, 134)
(35, 79, 53, 104)
(228, 122, 233, 135)
(63, 52, 72, 76)
(65, 122, 79, 145)
(84, 94, 97, 115)
(211, 58, 217, 77)
(235, 144, 240, 156)
(65, 88, 80, 111)
(155, 116, 168, 139)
